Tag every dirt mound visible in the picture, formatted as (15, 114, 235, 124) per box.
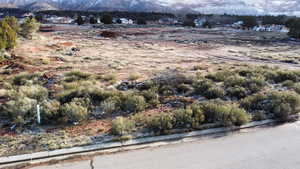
(100, 31, 120, 38)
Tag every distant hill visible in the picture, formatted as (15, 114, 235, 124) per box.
(0, 0, 299, 16)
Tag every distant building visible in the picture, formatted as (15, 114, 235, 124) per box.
(253, 25, 289, 33)
(232, 21, 244, 29)
(159, 18, 178, 25)
(194, 18, 207, 27)
(45, 16, 74, 24)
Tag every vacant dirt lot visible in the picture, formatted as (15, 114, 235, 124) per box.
(9, 24, 300, 82)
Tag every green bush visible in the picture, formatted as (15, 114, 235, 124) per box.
(141, 88, 160, 108)
(41, 100, 61, 123)
(206, 70, 233, 82)
(174, 108, 193, 128)
(100, 96, 121, 114)
(252, 111, 267, 121)
(76, 15, 84, 25)
(174, 104, 205, 128)
(12, 72, 42, 86)
(60, 98, 89, 123)
(293, 83, 300, 94)
(282, 80, 295, 88)
(269, 91, 300, 121)
(111, 117, 135, 136)
(3, 96, 37, 126)
(120, 94, 146, 113)
(240, 93, 268, 112)
(19, 85, 48, 102)
(204, 87, 225, 99)
(193, 79, 214, 94)
(241, 91, 300, 121)
(224, 75, 246, 87)
(64, 71, 91, 82)
(201, 102, 249, 126)
(147, 113, 174, 133)
(227, 86, 247, 99)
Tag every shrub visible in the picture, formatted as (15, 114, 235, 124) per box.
(100, 97, 120, 114)
(101, 73, 117, 83)
(252, 111, 267, 121)
(3, 96, 37, 126)
(64, 71, 91, 82)
(240, 94, 268, 112)
(19, 85, 48, 102)
(174, 108, 193, 128)
(60, 98, 89, 123)
(41, 100, 61, 123)
(201, 102, 249, 126)
(269, 91, 300, 121)
(12, 72, 42, 86)
(120, 94, 146, 113)
(111, 117, 135, 136)
(245, 76, 266, 93)
(147, 113, 174, 133)
(141, 88, 160, 108)
(193, 79, 214, 94)
(204, 87, 225, 99)
(206, 70, 233, 82)
(128, 73, 141, 81)
(20, 17, 40, 39)
(282, 80, 295, 88)
(241, 91, 300, 121)
(174, 104, 205, 128)
(293, 83, 300, 94)
(224, 75, 246, 87)
(227, 86, 247, 99)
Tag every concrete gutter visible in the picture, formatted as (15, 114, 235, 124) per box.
(0, 119, 279, 165)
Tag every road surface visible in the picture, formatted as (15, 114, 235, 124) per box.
(33, 122, 300, 169)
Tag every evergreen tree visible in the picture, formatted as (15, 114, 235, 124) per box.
(20, 17, 40, 39)
(76, 15, 85, 25)
(101, 14, 113, 24)
(89, 16, 97, 24)
(4, 16, 20, 33)
(0, 20, 17, 50)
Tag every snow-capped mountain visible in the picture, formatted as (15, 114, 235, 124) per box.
(0, 0, 299, 16)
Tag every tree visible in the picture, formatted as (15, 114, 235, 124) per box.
(3, 16, 20, 33)
(76, 15, 84, 25)
(0, 20, 17, 50)
(287, 19, 300, 39)
(101, 14, 113, 24)
(183, 19, 195, 27)
(241, 16, 257, 29)
(137, 18, 147, 25)
(203, 21, 212, 29)
(20, 17, 40, 39)
(89, 16, 97, 24)
(116, 18, 122, 24)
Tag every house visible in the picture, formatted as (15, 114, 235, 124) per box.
(45, 16, 74, 24)
(120, 18, 134, 24)
(232, 21, 244, 29)
(253, 25, 289, 33)
(194, 18, 207, 27)
(159, 18, 178, 25)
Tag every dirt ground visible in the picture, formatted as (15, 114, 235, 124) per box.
(9, 24, 300, 82)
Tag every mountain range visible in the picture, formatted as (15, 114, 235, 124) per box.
(0, 0, 299, 16)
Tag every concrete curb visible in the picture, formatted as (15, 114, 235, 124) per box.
(0, 119, 277, 165)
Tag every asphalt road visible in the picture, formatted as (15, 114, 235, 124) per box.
(33, 122, 300, 169)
